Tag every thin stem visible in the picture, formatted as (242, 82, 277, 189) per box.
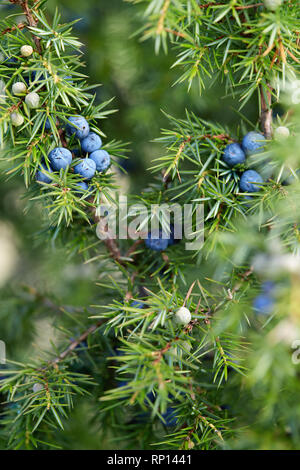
(260, 84, 273, 139)
(1, 22, 26, 36)
(198, 2, 264, 9)
(51, 320, 104, 365)
(156, 0, 170, 35)
(91, 206, 123, 263)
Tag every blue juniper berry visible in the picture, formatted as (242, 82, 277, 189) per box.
(253, 280, 276, 315)
(253, 294, 274, 315)
(81, 132, 102, 154)
(75, 181, 89, 193)
(74, 158, 96, 180)
(239, 170, 263, 193)
(242, 131, 266, 155)
(36, 163, 53, 183)
(223, 143, 246, 167)
(66, 115, 90, 139)
(48, 147, 73, 171)
(89, 150, 110, 172)
(145, 229, 169, 251)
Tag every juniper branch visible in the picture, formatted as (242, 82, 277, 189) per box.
(9, 0, 42, 53)
(260, 84, 273, 139)
(51, 320, 104, 365)
(1, 22, 26, 36)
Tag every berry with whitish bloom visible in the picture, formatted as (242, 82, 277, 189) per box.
(74, 158, 96, 180)
(145, 229, 169, 251)
(32, 383, 44, 393)
(274, 126, 290, 140)
(48, 147, 72, 171)
(12, 82, 27, 95)
(11, 111, 24, 127)
(253, 294, 274, 315)
(174, 306, 192, 326)
(223, 143, 246, 167)
(25, 92, 40, 109)
(264, 0, 282, 11)
(242, 131, 266, 155)
(89, 149, 110, 172)
(239, 170, 263, 192)
(66, 115, 90, 139)
(36, 163, 53, 184)
(20, 45, 33, 57)
(81, 132, 102, 153)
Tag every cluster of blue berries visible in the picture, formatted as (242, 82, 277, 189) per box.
(253, 281, 275, 315)
(145, 224, 179, 252)
(36, 115, 111, 192)
(223, 131, 265, 193)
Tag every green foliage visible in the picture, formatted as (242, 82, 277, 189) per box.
(127, 0, 300, 106)
(0, 0, 300, 451)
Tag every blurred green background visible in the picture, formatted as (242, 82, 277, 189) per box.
(0, 0, 260, 449)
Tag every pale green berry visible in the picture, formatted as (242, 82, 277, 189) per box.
(182, 341, 192, 352)
(274, 126, 290, 139)
(0, 52, 4, 63)
(25, 92, 40, 109)
(169, 341, 192, 356)
(11, 111, 24, 127)
(174, 306, 191, 326)
(32, 383, 44, 393)
(263, 0, 282, 11)
(20, 45, 33, 57)
(12, 82, 27, 95)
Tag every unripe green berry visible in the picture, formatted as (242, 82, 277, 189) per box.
(20, 45, 33, 57)
(182, 340, 192, 352)
(174, 307, 191, 326)
(169, 341, 192, 356)
(263, 0, 282, 11)
(11, 111, 24, 127)
(32, 383, 44, 393)
(12, 82, 27, 95)
(25, 92, 40, 109)
(274, 126, 290, 139)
